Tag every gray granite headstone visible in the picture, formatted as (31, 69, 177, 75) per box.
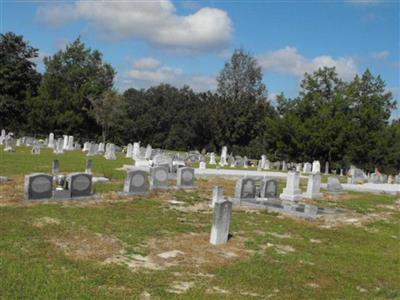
(234, 178, 257, 200)
(177, 167, 195, 189)
(150, 166, 169, 190)
(66, 173, 92, 198)
(123, 168, 149, 195)
(210, 199, 232, 245)
(211, 186, 224, 207)
(24, 173, 53, 200)
(327, 176, 344, 194)
(260, 179, 278, 198)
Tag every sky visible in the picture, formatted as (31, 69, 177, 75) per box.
(1, 0, 399, 115)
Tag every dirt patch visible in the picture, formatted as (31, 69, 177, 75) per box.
(33, 217, 61, 228)
(167, 281, 195, 294)
(196, 177, 236, 198)
(318, 211, 395, 229)
(50, 230, 123, 261)
(0, 176, 24, 204)
(106, 233, 250, 272)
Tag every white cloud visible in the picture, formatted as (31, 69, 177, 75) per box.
(258, 46, 358, 81)
(122, 57, 216, 91)
(371, 50, 390, 60)
(133, 57, 161, 70)
(36, 0, 232, 52)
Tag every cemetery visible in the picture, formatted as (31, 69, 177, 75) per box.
(0, 136, 399, 299)
(1, 1, 399, 298)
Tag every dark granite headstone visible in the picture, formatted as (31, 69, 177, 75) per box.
(150, 166, 169, 189)
(260, 179, 278, 198)
(123, 168, 149, 195)
(66, 173, 92, 198)
(24, 173, 53, 200)
(234, 178, 256, 200)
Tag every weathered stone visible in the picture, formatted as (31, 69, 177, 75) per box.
(210, 199, 232, 245)
(48, 133, 55, 149)
(280, 171, 302, 201)
(52, 160, 60, 175)
(150, 166, 169, 190)
(211, 186, 224, 207)
(123, 168, 149, 195)
(177, 167, 195, 189)
(260, 178, 278, 199)
(234, 178, 256, 200)
(327, 176, 344, 193)
(85, 159, 92, 174)
(302, 172, 322, 199)
(209, 152, 216, 165)
(312, 160, 320, 173)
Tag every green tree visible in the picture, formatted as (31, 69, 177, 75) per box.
(217, 48, 267, 101)
(0, 32, 41, 133)
(29, 38, 115, 139)
(89, 89, 124, 144)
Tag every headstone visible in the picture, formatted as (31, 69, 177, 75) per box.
(145, 144, 152, 160)
(264, 159, 270, 170)
(177, 167, 195, 189)
(282, 161, 288, 171)
(66, 173, 92, 198)
(296, 163, 302, 172)
(153, 154, 173, 172)
(98, 142, 105, 153)
(349, 166, 367, 184)
(210, 199, 232, 245)
(259, 178, 278, 199)
(48, 133, 55, 148)
(85, 159, 92, 174)
(105, 144, 116, 160)
(325, 161, 329, 175)
(150, 166, 169, 190)
(52, 160, 60, 175)
(220, 146, 228, 166)
(3, 136, 14, 152)
(280, 171, 302, 201)
(83, 142, 91, 152)
(87, 143, 96, 156)
(24, 173, 53, 200)
(62, 135, 69, 150)
(327, 176, 344, 194)
(211, 186, 224, 207)
(261, 155, 266, 169)
(31, 144, 40, 155)
(132, 142, 140, 159)
(16, 138, 21, 147)
(234, 178, 257, 200)
(0, 129, 6, 145)
(126, 143, 133, 158)
(302, 172, 322, 199)
(303, 162, 312, 173)
(66, 136, 74, 151)
(312, 160, 320, 173)
(199, 161, 206, 170)
(123, 168, 150, 195)
(209, 152, 216, 165)
(54, 138, 64, 154)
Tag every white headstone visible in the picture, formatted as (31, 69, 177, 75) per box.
(302, 172, 322, 199)
(48, 133, 55, 149)
(105, 144, 116, 160)
(67, 136, 74, 151)
(280, 171, 302, 201)
(220, 146, 228, 166)
(62, 135, 68, 150)
(126, 143, 133, 158)
(145, 144, 152, 160)
(312, 160, 320, 173)
(210, 199, 232, 245)
(209, 152, 216, 165)
(199, 161, 206, 170)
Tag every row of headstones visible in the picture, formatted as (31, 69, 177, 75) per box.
(123, 166, 195, 195)
(25, 166, 196, 200)
(25, 173, 93, 200)
(233, 171, 344, 202)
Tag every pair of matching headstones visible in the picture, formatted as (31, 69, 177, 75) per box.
(24, 173, 92, 200)
(123, 166, 195, 195)
(234, 177, 279, 200)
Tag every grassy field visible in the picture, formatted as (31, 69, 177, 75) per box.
(0, 147, 399, 299)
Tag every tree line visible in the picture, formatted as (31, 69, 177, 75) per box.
(1, 32, 399, 173)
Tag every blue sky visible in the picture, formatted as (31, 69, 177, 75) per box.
(1, 0, 399, 115)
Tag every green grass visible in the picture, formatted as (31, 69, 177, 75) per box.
(0, 147, 399, 299)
